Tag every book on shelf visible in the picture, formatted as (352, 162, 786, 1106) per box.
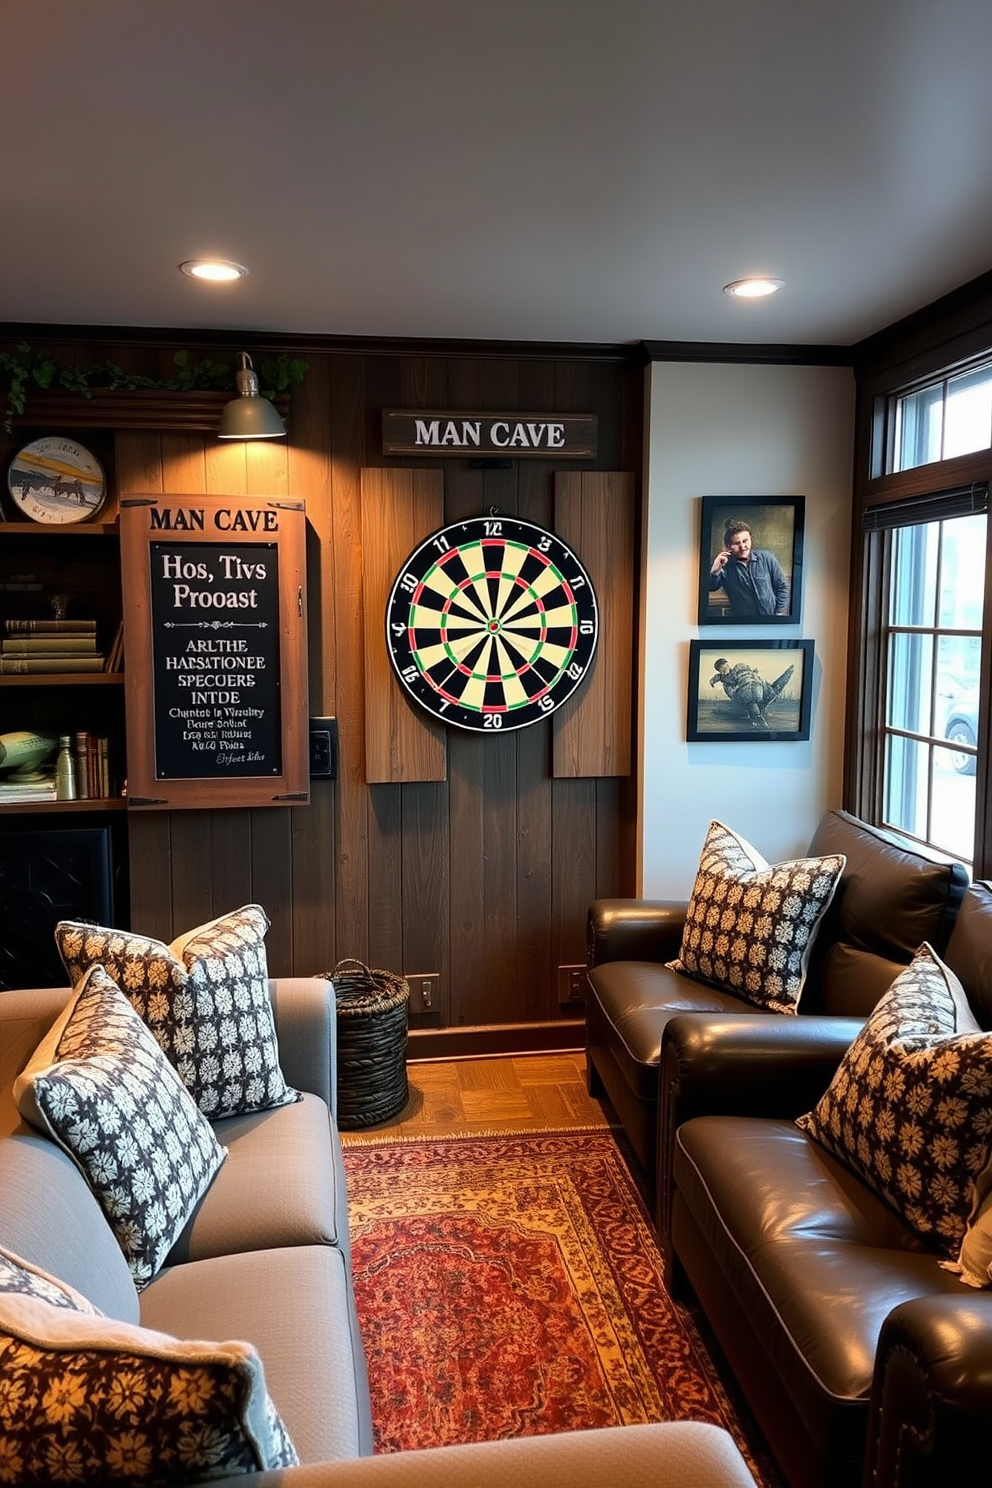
(104, 621, 124, 673)
(73, 732, 112, 800)
(2, 618, 98, 634)
(2, 636, 100, 653)
(0, 655, 106, 674)
(73, 732, 89, 799)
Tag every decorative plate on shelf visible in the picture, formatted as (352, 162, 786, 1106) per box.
(7, 437, 107, 524)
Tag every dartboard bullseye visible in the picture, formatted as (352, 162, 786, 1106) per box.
(385, 515, 599, 732)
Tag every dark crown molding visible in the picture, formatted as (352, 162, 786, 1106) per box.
(0, 321, 641, 366)
(852, 268, 992, 382)
(640, 339, 852, 367)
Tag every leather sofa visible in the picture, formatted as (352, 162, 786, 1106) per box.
(585, 809, 970, 1213)
(0, 977, 760, 1488)
(664, 880, 992, 1488)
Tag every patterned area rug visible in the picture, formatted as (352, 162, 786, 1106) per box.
(343, 1129, 780, 1485)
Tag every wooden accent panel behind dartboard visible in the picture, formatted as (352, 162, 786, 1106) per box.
(33, 335, 642, 1048)
(553, 470, 635, 778)
(361, 466, 445, 783)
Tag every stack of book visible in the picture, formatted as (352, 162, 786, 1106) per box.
(0, 619, 106, 673)
(0, 774, 57, 804)
(72, 732, 112, 800)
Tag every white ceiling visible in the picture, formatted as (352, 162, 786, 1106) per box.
(4, 1, 992, 349)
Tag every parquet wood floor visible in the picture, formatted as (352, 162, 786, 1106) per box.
(339, 1052, 612, 1143)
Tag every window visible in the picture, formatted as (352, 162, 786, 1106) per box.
(893, 361, 992, 472)
(861, 354, 992, 871)
(854, 285, 992, 878)
(879, 508, 985, 866)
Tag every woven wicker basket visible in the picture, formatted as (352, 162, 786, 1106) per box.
(325, 959, 409, 1129)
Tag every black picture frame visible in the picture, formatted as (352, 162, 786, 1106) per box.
(687, 639, 815, 742)
(698, 495, 804, 625)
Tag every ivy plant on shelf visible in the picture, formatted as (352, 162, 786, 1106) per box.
(0, 345, 309, 433)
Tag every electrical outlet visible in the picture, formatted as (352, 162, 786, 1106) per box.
(308, 717, 338, 778)
(407, 973, 440, 1015)
(557, 964, 587, 1004)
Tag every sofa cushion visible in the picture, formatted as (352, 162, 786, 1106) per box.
(797, 945, 992, 1257)
(672, 1113, 965, 1477)
(0, 1288, 298, 1485)
(587, 960, 753, 1100)
(0, 987, 78, 1139)
(166, 1093, 349, 1265)
(667, 820, 846, 1014)
(802, 809, 971, 1016)
(0, 1245, 101, 1315)
(140, 1244, 372, 1463)
(940, 889, 992, 1286)
(13, 966, 226, 1289)
(55, 905, 298, 1120)
(944, 880, 992, 1031)
(0, 1129, 141, 1325)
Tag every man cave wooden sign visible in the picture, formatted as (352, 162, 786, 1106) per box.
(119, 494, 310, 812)
(382, 409, 598, 459)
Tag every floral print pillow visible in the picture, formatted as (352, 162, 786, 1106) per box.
(0, 1247, 101, 1316)
(667, 820, 846, 1013)
(13, 966, 226, 1288)
(55, 905, 298, 1119)
(0, 1292, 298, 1484)
(798, 944, 992, 1256)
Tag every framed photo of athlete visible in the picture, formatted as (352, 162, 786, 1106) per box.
(686, 639, 815, 742)
(698, 495, 804, 625)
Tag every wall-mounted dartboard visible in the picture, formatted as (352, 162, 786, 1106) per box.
(385, 513, 599, 732)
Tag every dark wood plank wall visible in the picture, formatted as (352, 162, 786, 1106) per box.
(4, 335, 643, 1044)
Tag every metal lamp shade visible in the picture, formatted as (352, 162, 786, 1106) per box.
(217, 353, 286, 439)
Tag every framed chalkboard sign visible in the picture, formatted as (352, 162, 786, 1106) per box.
(120, 495, 309, 810)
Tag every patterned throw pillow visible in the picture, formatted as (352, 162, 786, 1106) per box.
(0, 1246, 102, 1316)
(797, 944, 992, 1257)
(666, 820, 846, 1013)
(13, 967, 226, 1289)
(0, 1291, 298, 1485)
(55, 905, 298, 1119)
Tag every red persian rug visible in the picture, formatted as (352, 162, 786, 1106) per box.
(343, 1129, 780, 1485)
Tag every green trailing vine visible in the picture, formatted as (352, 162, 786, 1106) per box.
(0, 344, 309, 432)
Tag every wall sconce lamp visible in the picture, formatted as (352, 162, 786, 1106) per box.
(217, 354, 287, 440)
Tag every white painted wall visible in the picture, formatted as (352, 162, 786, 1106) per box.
(639, 361, 856, 895)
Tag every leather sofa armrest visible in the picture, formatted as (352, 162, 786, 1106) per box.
(656, 1013, 863, 1272)
(866, 1294, 992, 1488)
(587, 898, 688, 967)
(660, 1012, 864, 1116)
(268, 977, 337, 1114)
(197, 1420, 759, 1488)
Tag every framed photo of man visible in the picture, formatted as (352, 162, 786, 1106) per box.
(698, 495, 804, 625)
(687, 639, 815, 742)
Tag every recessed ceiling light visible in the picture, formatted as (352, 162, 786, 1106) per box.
(723, 277, 784, 299)
(179, 259, 249, 283)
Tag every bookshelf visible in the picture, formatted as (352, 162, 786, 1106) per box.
(0, 387, 269, 984)
(0, 522, 125, 814)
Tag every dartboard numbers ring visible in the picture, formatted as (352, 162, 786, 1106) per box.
(385, 515, 599, 732)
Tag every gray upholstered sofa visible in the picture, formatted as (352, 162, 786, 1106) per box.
(0, 977, 372, 1479)
(0, 976, 760, 1488)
